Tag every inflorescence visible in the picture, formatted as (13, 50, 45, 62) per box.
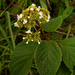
(14, 3, 50, 44)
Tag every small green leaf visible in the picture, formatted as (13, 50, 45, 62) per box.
(35, 40, 62, 75)
(40, 0, 48, 9)
(58, 62, 71, 75)
(64, 0, 69, 9)
(60, 37, 75, 72)
(9, 40, 38, 75)
(41, 16, 62, 32)
(62, 6, 74, 20)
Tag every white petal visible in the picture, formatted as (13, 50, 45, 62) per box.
(37, 6, 40, 8)
(25, 30, 32, 33)
(20, 14, 23, 18)
(31, 3, 36, 6)
(36, 8, 40, 11)
(26, 41, 28, 44)
(23, 19, 27, 24)
(36, 6, 40, 11)
(30, 8, 34, 11)
(39, 11, 43, 16)
(46, 19, 49, 22)
(17, 14, 23, 20)
(39, 15, 43, 19)
(28, 16, 30, 18)
(14, 22, 18, 27)
(23, 37, 26, 39)
(48, 15, 50, 19)
(38, 41, 40, 44)
(17, 14, 20, 20)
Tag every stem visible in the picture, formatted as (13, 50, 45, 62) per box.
(36, 20, 49, 41)
(66, 24, 71, 39)
(6, 11, 15, 49)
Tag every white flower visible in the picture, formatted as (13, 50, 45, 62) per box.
(36, 6, 40, 11)
(28, 16, 30, 19)
(26, 41, 28, 44)
(30, 8, 34, 11)
(14, 22, 18, 27)
(31, 3, 36, 6)
(17, 14, 23, 20)
(23, 37, 26, 39)
(46, 19, 49, 22)
(25, 30, 32, 33)
(39, 15, 43, 19)
(23, 19, 27, 24)
(39, 11, 43, 16)
(38, 41, 40, 44)
(38, 6, 41, 9)
(47, 15, 50, 20)
(20, 14, 23, 18)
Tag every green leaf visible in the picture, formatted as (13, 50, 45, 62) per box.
(64, 0, 69, 9)
(35, 40, 62, 75)
(58, 62, 71, 75)
(60, 37, 75, 72)
(62, 6, 74, 20)
(0, 25, 13, 50)
(9, 40, 38, 75)
(41, 16, 62, 32)
(58, 6, 64, 16)
(40, 0, 48, 9)
(6, 11, 15, 49)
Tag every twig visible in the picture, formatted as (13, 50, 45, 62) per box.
(35, 20, 49, 41)
(47, 0, 52, 10)
(53, 34, 62, 40)
(58, 27, 66, 31)
(61, 21, 75, 28)
(54, 30, 72, 36)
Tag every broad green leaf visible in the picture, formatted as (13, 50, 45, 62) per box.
(9, 40, 38, 75)
(58, 62, 71, 75)
(58, 6, 64, 16)
(62, 6, 74, 20)
(60, 37, 75, 72)
(35, 40, 62, 75)
(40, 0, 48, 9)
(41, 16, 62, 32)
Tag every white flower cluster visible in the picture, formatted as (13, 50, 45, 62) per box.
(14, 3, 51, 44)
(23, 29, 40, 44)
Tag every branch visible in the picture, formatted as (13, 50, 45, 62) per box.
(35, 20, 50, 41)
